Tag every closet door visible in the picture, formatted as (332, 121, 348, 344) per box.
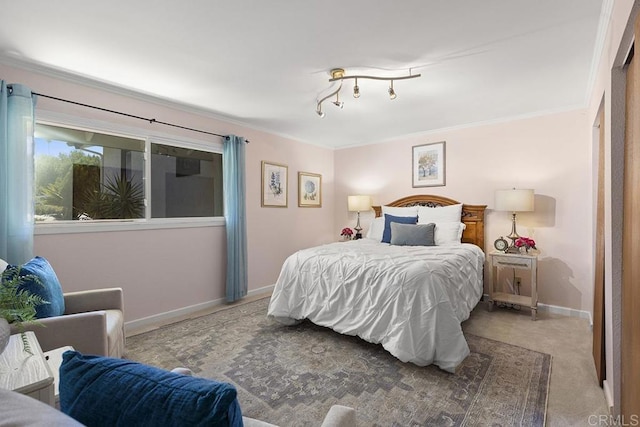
(621, 14, 640, 418)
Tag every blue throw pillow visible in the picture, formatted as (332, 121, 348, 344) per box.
(59, 351, 243, 427)
(382, 214, 418, 243)
(6, 256, 64, 318)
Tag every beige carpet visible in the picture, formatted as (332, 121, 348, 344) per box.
(126, 297, 551, 426)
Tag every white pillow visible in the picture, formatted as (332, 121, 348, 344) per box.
(365, 217, 385, 241)
(382, 205, 419, 218)
(434, 222, 466, 245)
(418, 204, 462, 224)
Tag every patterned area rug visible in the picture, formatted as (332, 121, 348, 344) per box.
(126, 297, 551, 426)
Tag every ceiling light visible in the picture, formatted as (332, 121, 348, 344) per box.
(332, 92, 344, 109)
(315, 68, 419, 117)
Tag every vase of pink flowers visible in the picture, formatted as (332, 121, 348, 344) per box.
(515, 237, 536, 253)
(340, 227, 353, 241)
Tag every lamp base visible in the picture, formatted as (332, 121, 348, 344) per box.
(353, 211, 363, 240)
(504, 213, 521, 253)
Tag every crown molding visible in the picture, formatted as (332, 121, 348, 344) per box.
(0, 54, 334, 150)
(583, 0, 615, 105)
(335, 104, 587, 150)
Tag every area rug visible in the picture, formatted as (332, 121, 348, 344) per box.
(126, 297, 551, 426)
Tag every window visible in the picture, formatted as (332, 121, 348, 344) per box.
(151, 143, 223, 218)
(34, 122, 223, 224)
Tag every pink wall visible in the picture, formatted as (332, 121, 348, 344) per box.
(335, 110, 592, 311)
(0, 62, 335, 322)
(34, 228, 226, 319)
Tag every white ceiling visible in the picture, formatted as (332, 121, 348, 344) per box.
(0, 1, 605, 149)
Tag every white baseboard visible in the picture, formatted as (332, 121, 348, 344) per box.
(483, 293, 592, 323)
(247, 284, 275, 299)
(125, 284, 274, 336)
(537, 302, 592, 322)
(602, 379, 614, 412)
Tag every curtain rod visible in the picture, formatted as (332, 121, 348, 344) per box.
(32, 92, 249, 143)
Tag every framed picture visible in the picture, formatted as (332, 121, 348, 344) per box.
(261, 161, 288, 207)
(412, 141, 446, 187)
(298, 172, 322, 207)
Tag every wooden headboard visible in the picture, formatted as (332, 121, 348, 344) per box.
(372, 195, 487, 249)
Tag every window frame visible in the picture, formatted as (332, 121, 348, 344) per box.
(34, 111, 225, 235)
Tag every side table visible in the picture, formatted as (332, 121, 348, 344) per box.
(0, 331, 54, 405)
(488, 251, 538, 320)
(44, 345, 74, 406)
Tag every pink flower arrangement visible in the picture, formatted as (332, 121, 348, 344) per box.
(340, 227, 353, 237)
(515, 237, 536, 250)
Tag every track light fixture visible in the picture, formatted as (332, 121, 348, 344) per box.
(332, 91, 344, 109)
(315, 68, 419, 117)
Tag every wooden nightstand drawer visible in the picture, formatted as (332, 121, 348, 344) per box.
(492, 255, 532, 269)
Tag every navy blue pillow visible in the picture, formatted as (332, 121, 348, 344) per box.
(60, 351, 243, 427)
(7, 256, 64, 318)
(382, 214, 418, 243)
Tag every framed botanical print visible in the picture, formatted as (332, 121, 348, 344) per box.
(412, 141, 446, 187)
(261, 161, 288, 207)
(298, 172, 322, 207)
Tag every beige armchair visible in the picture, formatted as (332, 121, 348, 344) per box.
(14, 288, 125, 357)
(1, 257, 125, 357)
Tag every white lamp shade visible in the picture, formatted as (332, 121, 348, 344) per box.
(348, 195, 372, 212)
(495, 189, 534, 212)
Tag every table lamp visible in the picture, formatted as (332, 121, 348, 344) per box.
(348, 195, 372, 240)
(495, 188, 534, 253)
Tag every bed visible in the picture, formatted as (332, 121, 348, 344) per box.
(267, 195, 487, 372)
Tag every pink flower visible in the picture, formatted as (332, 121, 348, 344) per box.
(515, 237, 536, 249)
(340, 227, 353, 236)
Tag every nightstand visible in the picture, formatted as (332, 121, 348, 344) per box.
(0, 332, 54, 405)
(488, 251, 538, 320)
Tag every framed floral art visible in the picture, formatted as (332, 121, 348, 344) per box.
(261, 161, 288, 207)
(298, 172, 322, 207)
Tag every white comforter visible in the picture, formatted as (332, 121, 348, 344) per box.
(267, 239, 485, 372)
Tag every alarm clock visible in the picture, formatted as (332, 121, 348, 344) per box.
(494, 237, 509, 252)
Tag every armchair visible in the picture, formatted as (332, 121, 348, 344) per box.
(1, 258, 125, 357)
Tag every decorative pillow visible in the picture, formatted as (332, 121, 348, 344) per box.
(390, 222, 436, 246)
(60, 351, 243, 427)
(382, 214, 418, 243)
(418, 204, 462, 224)
(6, 256, 64, 318)
(365, 217, 385, 241)
(435, 222, 466, 245)
(382, 205, 419, 218)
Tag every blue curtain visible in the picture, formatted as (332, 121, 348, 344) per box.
(223, 135, 248, 302)
(0, 82, 36, 264)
